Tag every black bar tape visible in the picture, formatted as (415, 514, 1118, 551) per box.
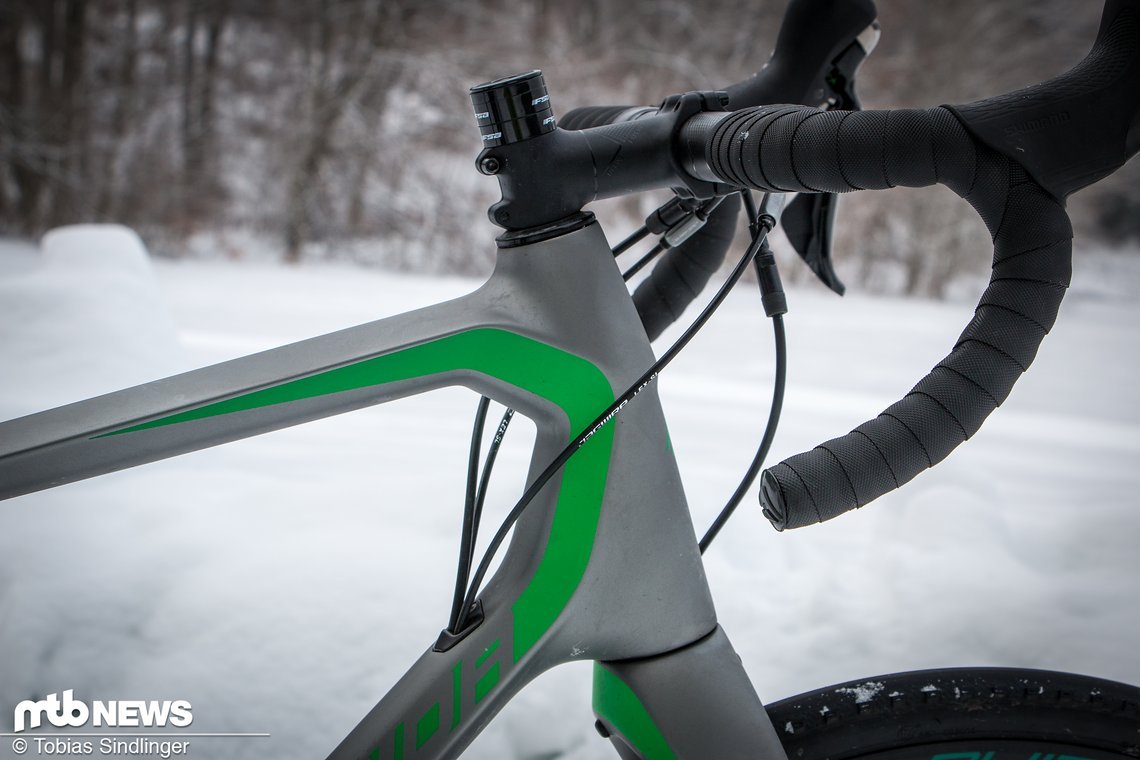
(686, 104, 1073, 529)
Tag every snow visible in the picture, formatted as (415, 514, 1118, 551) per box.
(1, 227, 1138, 759)
(833, 681, 884, 705)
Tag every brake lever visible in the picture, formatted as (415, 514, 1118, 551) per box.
(825, 20, 879, 111)
(782, 21, 879, 296)
(782, 191, 845, 295)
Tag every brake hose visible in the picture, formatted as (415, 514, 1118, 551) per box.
(452, 195, 783, 634)
(448, 398, 514, 633)
(699, 193, 789, 553)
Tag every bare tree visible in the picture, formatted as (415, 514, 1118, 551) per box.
(0, 0, 1132, 285)
(280, 0, 411, 262)
(179, 0, 227, 231)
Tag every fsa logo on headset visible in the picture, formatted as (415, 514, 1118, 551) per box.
(13, 690, 193, 733)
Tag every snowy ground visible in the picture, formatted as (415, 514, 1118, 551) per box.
(0, 226, 1138, 759)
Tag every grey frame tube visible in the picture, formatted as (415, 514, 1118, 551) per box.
(0, 221, 787, 760)
(595, 627, 786, 760)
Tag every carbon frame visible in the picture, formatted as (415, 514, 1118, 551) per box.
(0, 220, 786, 759)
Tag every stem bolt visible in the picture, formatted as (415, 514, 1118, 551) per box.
(479, 156, 502, 175)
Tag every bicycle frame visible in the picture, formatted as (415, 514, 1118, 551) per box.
(0, 219, 787, 759)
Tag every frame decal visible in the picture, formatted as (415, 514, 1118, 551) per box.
(97, 327, 617, 716)
(593, 664, 677, 760)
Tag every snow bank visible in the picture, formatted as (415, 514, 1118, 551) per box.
(0, 225, 182, 419)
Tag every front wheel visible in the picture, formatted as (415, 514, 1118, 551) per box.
(766, 668, 1140, 759)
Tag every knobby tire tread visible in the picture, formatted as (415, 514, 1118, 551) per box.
(764, 667, 1140, 758)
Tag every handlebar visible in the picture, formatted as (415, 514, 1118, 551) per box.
(674, 0, 1138, 529)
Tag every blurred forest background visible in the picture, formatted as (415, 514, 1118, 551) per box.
(1, 0, 1137, 296)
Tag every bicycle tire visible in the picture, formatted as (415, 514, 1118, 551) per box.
(765, 668, 1140, 759)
